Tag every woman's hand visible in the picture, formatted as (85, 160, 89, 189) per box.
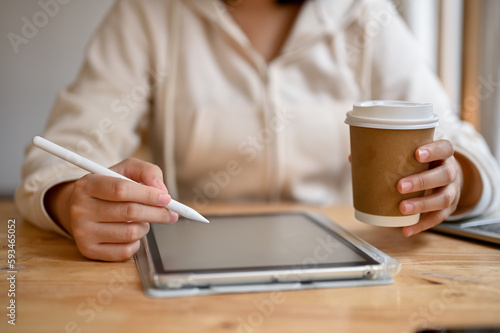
(397, 140, 463, 237)
(45, 158, 178, 261)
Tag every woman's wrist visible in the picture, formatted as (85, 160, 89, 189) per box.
(44, 181, 75, 235)
(453, 152, 483, 215)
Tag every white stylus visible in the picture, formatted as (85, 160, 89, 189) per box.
(32, 136, 209, 223)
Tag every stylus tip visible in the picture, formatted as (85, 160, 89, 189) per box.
(187, 210, 210, 224)
(198, 216, 210, 223)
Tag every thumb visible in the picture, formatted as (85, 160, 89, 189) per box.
(110, 158, 168, 192)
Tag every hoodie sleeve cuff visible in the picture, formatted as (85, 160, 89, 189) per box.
(446, 148, 493, 221)
(28, 172, 86, 239)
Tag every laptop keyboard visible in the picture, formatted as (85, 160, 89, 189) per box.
(468, 222, 500, 235)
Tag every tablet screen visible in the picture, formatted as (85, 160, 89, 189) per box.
(148, 213, 377, 274)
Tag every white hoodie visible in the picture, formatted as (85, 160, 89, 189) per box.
(15, 0, 500, 236)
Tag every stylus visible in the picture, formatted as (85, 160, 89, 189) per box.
(32, 136, 210, 224)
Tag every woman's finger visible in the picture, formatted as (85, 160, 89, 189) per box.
(110, 157, 167, 189)
(78, 240, 143, 261)
(400, 185, 460, 215)
(74, 174, 171, 206)
(88, 221, 150, 244)
(398, 158, 458, 194)
(402, 206, 456, 237)
(85, 199, 177, 224)
(415, 139, 454, 163)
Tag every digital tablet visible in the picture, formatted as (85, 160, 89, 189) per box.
(135, 212, 400, 297)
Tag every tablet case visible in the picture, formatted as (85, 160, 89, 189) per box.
(135, 212, 401, 298)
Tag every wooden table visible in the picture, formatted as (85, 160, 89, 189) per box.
(1, 199, 499, 333)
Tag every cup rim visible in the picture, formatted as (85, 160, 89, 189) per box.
(345, 111, 440, 130)
(345, 100, 440, 130)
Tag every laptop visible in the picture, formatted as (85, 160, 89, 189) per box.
(432, 211, 500, 245)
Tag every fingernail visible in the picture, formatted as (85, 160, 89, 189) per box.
(159, 193, 170, 205)
(405, 228, 415, 237)
(418, 148, 430, 162)
(401, 181, 413, 193)
(170, 211, 179, 223)
(403, 202, 415, 214)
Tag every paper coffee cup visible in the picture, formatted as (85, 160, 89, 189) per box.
(345, 101, 439, 227)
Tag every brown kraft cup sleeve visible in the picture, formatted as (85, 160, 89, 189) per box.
(350, 127, 435, 217)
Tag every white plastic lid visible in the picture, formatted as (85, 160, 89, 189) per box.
(345, 100, 439, 130)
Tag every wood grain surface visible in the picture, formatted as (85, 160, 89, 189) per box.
(1, 199, 499, 333)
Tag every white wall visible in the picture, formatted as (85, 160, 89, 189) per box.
(0, 0, 115, 196)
